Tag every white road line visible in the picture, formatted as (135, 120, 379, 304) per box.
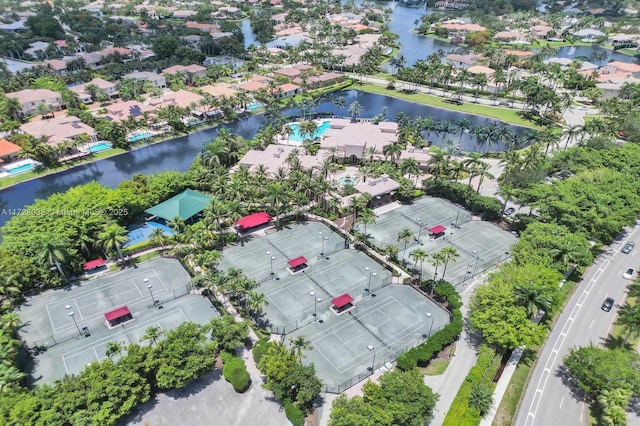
(559, 396, 565, 408)
(589, 319, 594, 329)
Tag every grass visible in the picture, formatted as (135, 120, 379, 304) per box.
(608, 295, 638, 348)
(492, 348, 537, 426)
(420, 358, 451, 375)
(356, 84, 541, 128)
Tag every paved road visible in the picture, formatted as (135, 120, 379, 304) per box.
(516, 223, 640, 426)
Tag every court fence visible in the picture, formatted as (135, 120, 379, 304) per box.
(148, 282, 193, 309)
(322, 325, 444, 394)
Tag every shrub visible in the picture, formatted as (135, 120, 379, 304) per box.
(424, 181, 502, 221)
(252, 338, 272, 365)
(222, 355, 251, 393)
(284, 399, 305, 426)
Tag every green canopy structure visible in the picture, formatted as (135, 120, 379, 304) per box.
(145, 189, 212, 222)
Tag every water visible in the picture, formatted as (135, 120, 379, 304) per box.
(0, 90, 527, 229)
(7, 163, 35, 175)
(124, 221, 174, 248)
(88, 142, 112, 153)
(289, 120, 332, 141)
(240, 18, 257, 49)
(338, 176, 359, 185)
(128, 132, 152, 142)
(247, 103, 262, 110)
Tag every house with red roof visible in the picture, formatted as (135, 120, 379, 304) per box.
(0, 139, 21, 162)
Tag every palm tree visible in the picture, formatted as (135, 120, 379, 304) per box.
(36, 232, 70, 282)
(105, 341, 126, 359)
(496, 184, 517, 212)
(439, 246, 460, 282)
(562, 124, 582, 150)
(97, 223, 130, 265)
(397, 228, 414, 264)
(359, 209, 376, 242)
(410, 248, 429, 276)
(264, 182, 289, 228)
(427, 151, 449, 183)
(246, 290, 269, 324)
(475, 161, 494, 193)
(299, 119, 318, 142)
(429, 251, 446, 286)
(142, 326, 165, 347)
(617, 302, 640, 345)
(513, 282, 552, 319)
(0, 364, 26, 393)
(204, 199, 228, 250)
(400, 157, 421, 184)
(149, 227, 167, 255)
(289, 335, 313, 363)
(347, 100, 363, 122)
(168, 216, 186, 235)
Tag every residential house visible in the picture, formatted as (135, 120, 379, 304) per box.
(320, 119, 397, 161)
(273, 64, 313, 79)
(604, 61, 640, 77)
(531, 25, 554, 40)
(6, 89, 61, 117)
(292, 72, 344, 89)
(271, 83, 301, 99)
(101, 100, 155, 122)
(147, 90, 204, 110)
(0, 139, 21, 163)
(46, 59, 68, 75)
(186, 21, 220, 34)
(439, 22, 487, 39)
(215, 6, 242, 19)
(494, 31, 529, 44)
(433, 0, 470, 9)
(198, 83, 239, 99)
(0, 20, 26, 32)
(123, 71, 167, 88)
(173, 10, 197, 19)
(609, 34, 638, 46)
(24, 41, 51, 59)
(573, 28, 605, 42)
(238, 75, 272, 92)
(182, 35, 202, 49)
(444, 53, 477, 68)
(467, 65, 495, 77)
(162, 64, 207, 79)
(265, 35, 312, 49)
(20, 115, 97, 146)
(69, 78, 118, 103)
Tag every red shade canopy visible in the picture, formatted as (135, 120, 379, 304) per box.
(288, 256, 307, 268)
(104, 306, 130, 322)
(429, 225, 447, 235)
(236, 212, 272, 231)
(331, 293, 354, 308)
(83, 258, 105, 271)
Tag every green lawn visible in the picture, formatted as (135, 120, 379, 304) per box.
(420, 359, 451, 376)
(357, 84, 541, 128)
(492, 348, 536, 426)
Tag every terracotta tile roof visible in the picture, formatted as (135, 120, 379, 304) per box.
(0, 139, 21, 156)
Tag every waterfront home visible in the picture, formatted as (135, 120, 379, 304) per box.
(172, 10, 197, 19)
(596, 76, 640, 99)
(272, 83, 301, 98)
(69, 78, 118, 103)
(213, 6, 242, 19)
(434, 1, 470, 10)
(162, 64, 207, 79)
(0, 139, 21, 163)
(238, 75, 272, 93)
(198, 83, 239, 99)
(122, 71, 167, 88)
(494, 31, 530, 44)
(266, 35, 313, 50)
(6, 89, 61, 117)
(439, 22, 487, 39)
(445, 53, 478, 68)
(320, 119, 397, 162)
(273, 64, 313, 80)
(604, 61, 640, 77)
(101, 100, 156, 123)
(237, 144, 328, 175)
(572, 28, 605, 42)
(147, 90, 204, 110)
(185, 21, 221, 34)
(292, 72, 344, 89)
(20, 115, 97, 147)
(531, 25, 554, 39)
(609, 34, 638, 46)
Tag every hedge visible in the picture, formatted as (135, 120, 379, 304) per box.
(397, 284, 463, 371)
(442, 345, 496, 426)
(252, 338, 272, 365)
(222, 353, 251, 393)
(424, 181, 502, 221)
(284, 398, 305, 426)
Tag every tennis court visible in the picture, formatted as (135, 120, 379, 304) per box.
(286, 284, 450, 389)
(18, 259, 220, 384)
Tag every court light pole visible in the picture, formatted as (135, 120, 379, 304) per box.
(310, 291, 321, 321)
(266, 251, 276, 276)
(416, 219, 424, 244)
(425, 312, 433, 338)
(472, 250, 482, 276)
(147, 283, 156, 305)
(364, 267, 377, 293)
(454, 205, 462, 228)
(319, 232, 329, 256)
(68, 311, 82, 336)
(367, 344, 376, 373)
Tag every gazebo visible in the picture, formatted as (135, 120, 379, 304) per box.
(83, 258, 105, 271)
(331, 293, 354, 314)
(236, 212, 272, 232)
(104, 306, 133, 327)
(429, 225, 447, 239)
(144, 189, 212, 223)
(288, 256, 308, 273)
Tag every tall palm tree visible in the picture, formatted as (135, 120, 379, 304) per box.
(496, 184, 517, 213)
(246, 290, 269, 324)
(347, 100, 363, 122)
(513, 282, 552, 319)
(397, 228, 414, 264)
(204, 199, 228, 250)
(97, 223, 130, 265)
(359, 209, 376, 242)
(475, 161, 494, 193)
(264, 182, 289, 228)
(429, 251, 446, 286)
(400, 157, 421, 184)
(142, 326, 165, 347)
(149, 227, 167, 255)
(410, 248, 429, 276)
(36, 232, 70, 282)
(289, 335, 313, 363)
(617, 303, 640, 345)
(439, 246, 460, 282)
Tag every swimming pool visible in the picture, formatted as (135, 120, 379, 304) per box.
(247, 103, 262, 110)
(6, 161, 36, 175)
(124, 222, 174, 247)
(289, 120, 331, 141)
(88, 142, 112, 153)
(338, 176, 359, 185)
(128, 132, 152, 142)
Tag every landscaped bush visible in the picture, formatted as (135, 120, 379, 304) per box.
(222, 353, 251, 393)
(252, 338, 272, 364)
(424, 181, 502, 221)
(284, 398, 305, 426)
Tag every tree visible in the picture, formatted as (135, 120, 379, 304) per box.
(439, 246, 459, 282)
(359, 209, 376, 242)
(246, 291, 268, 324)
(397, 228, 414, 264)
(97, 223, 129, 265)
(105, 341, 126, 359)
(141, 326, 165, 347)
(348, 101, 363, 122)
(36, 232, 71, 282)
(616, 302, 640, 345)
(429, 251, 446, 289)
(289, 335, 313, 363)
(209, 315, 249, 353)
(410, 249, 429, 276)
(469, 383, 493, 416)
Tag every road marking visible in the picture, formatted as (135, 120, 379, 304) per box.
(589, 319, 594, 329)
(559, 396, 565, 408)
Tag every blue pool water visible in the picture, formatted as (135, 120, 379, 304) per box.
(338, 176, 358, 185)
(247, 103, 261, 110)
(289, 120, 331, 141)
(125, 222, 174, 247)
(128, 132, 152, 142)
(7, 163, 35, 175)
(88, 142, 112, 153)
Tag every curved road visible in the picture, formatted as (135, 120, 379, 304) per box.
(516, 223, 640, 426)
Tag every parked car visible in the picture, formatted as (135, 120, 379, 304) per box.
(601, 297, 614, 312)
(622, 242, 635, 254)
(623, 268, 635, 280)
(503, 207, 516, 216)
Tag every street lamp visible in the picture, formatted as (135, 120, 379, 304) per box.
(319, 232, 329, 256)
(367, 344, 376, 373)
(147, 283, 156, 305)
(364, 267, 377, 293)
(416, 219, 425, 244)
(310, 291, 322, 321)
(472, 250, 482, 276)
(425, 312, 434, 338)
(454, 205, 462, 228)
(68, 311, 82, 336)
(266, 251, 276, 276)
